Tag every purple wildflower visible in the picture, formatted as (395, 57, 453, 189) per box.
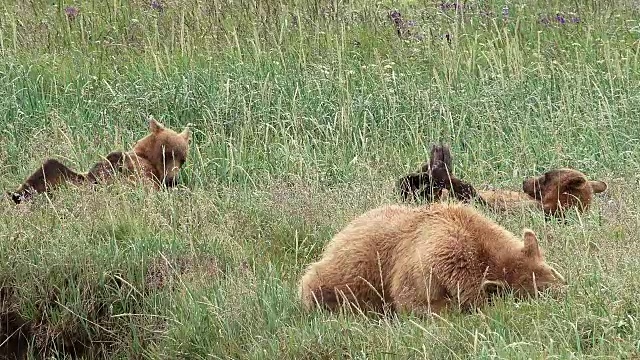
(407, 20, 417, 27)
(151, 0, 163, 11)
(389, 10, 407, 38)
(502, 6, 509, 17)
(389, 10, 401, 21)
(64, 6, 79, 21)
(439, 2, 464, 11)
(539, 12, 580, 27)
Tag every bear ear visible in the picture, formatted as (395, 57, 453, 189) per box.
(148, 116, 165, 134)
(589, 180, 607, 194)
(522, 229, 541, 258)
(180, 127, 191, 141)
(481, 279, 507, 295)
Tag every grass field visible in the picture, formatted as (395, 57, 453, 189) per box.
(1, 0, 640, 358)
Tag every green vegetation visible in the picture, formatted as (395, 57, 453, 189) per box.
(1, 0, 639, 358)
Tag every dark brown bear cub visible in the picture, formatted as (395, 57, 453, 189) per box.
(8, 117, 191, 204)
(397, 144, 481, 204)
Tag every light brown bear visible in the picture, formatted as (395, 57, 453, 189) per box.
(398, 144, 608, 217)
(7, 117, 191, 204)
(299, 202, 566, 316)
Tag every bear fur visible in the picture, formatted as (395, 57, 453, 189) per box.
(7, 117, 191, 204)
(397, 144, 481, 204)
(398, 144, 607, 217)
(520, 168, 608, 216)
(299, 202, 566, 316)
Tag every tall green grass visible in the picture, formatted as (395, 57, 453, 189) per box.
(1, 0, 639, 358)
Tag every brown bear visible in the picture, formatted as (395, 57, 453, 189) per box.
(519, 168, 608, 215)
(299, 202, 566, 316)
(397, 144, 482, 204)
(7, 117, 191, 204)
(398, 144, 607, 217)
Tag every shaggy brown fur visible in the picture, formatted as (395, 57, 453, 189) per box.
(397, 144, 481, 204)
(7, 117, 191, 204)
(398, 144, 608, 217)
(299, 202, 566, 316)
(520, 168, 608, 216)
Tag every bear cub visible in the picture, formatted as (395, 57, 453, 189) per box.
(520, 168, 607, 215)
(8, 117, 191, 204)
(398, 144, 607, 217)
(299, 202, 566, 316)
(397, 143, 481, 204)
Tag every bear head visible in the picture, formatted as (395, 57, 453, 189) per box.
(483, 229, 566, 299)
(133, 117, 191, 187)
(521, 168, 607, 216)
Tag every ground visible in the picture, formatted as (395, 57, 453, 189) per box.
(0, 0, 639, 358)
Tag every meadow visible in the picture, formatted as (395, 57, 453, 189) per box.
(1, 0, 640, 358)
